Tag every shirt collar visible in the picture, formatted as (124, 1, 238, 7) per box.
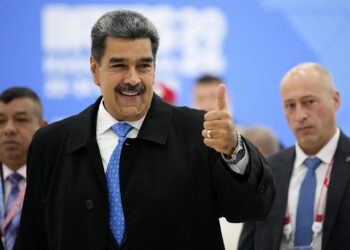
(96, 99, 146, 136)
(2, 164, 26, 180)
(295, 128, 340, 168)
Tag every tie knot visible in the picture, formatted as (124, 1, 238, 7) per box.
(111, 122, 133, 138)
(304, 157, 322, 170)
(7, 172, 22, 185)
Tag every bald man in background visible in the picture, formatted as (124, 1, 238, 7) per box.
(238, 63, 350, 250)
(238, 62, 350, 250)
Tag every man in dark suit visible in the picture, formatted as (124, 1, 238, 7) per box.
(0, 87, 47, 250)
(239, 62, 350, 250)
(16, 10, 275, 250)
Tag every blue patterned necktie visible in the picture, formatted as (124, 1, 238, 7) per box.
(5, 172, 23, 250)
(106, 122, 133, 246)
(294, 157, 322, 247)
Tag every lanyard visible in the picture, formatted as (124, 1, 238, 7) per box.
(283, 157, 335, 242)
(0, 175, 4, 228)
(0, 187, 26, 235)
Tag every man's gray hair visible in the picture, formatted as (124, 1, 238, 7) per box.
(91, 10, 159, 64)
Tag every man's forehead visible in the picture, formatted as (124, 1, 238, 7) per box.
(196, 84, 218, 90)
(0, 98, 37, 114)
(283, 94, 316, 103)
(105, 37, 152, 49)
(109, 37, 151, 48)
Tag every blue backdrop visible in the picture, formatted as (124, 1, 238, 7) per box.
(1, 0, 349, 147)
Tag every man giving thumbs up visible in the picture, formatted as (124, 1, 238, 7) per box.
(16, 10, 275, 250)
(201, 84, 249, 168)
(202, 84, 238, 156)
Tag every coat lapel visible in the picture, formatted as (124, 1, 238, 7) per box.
(136, 94, 172, 145)
(322, 133, 350, 248)
(66, 97, 108, 193)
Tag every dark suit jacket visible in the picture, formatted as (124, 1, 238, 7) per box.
(0, 164, 5, 250)
(238, 132, 350, 250)
(16, 94, 275, 250)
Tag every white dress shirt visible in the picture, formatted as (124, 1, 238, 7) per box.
(280, 128, 340, 250)
(96, 100, 249, 173)
(96, 101, 145, 172)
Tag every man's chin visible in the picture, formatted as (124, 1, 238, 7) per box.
(118, 106, 145, 121)
(2, 152, 23, 161)
(298, 136, 318, 149)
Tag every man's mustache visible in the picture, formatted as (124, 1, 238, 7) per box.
(114, 83, 146, 95)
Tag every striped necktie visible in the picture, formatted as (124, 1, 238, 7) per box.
(4, 172, 23, 250)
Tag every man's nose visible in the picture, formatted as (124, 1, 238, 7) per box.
(3, 120, 17, 135)
(295, 105, 308, 123)
(125, 68, 141, 84)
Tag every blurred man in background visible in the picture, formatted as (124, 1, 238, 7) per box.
(239, 62, 350, 250)
(0, 87, 47, 250)
(242, 125, 282, 157)
(193, 74, 226, 112)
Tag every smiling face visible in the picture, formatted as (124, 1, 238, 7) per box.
(0, 97, 45, 170)
(280, 65, 340, 155)
(91, 37, 156, 121)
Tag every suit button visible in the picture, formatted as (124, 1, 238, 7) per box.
(258, 184, 265, 193)
(86, 200, 94, 210)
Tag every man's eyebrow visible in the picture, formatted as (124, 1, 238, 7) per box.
(139, 57, 154, 63)
(109, 57, 126, 64)
(15, 111, 30, 116)
(108, 57, 154, 64)
(283, 99, 294, 104)
(300, 95, 316, 100)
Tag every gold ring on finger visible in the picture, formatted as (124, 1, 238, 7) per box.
(207, 129, 212, 138)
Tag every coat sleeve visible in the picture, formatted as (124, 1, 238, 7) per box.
(211, 137, 276, 222)
(15, 132, 49, 250)
(237, 221, 256, 250)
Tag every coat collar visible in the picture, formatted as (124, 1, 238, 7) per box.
(66, 93, 172, 153)
(136, 94, 172, 145)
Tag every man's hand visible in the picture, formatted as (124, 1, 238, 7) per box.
(202, 84, 238, 156)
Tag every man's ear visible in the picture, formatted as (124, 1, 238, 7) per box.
(40, 119, 48, 127)
(90, 56, 100, 86)
(333, 90, 341, 111)
(152, 63, 156, 84)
